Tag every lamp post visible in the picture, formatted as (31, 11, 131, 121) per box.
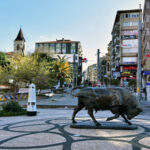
(97, 49, 101, 85)
(73, 51, 76, 88)
(137, 4, 142, 102)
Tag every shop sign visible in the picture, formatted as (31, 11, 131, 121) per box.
(122, 30, 138, 35)
(122, 57, 137, 64)
(123, 48, 138, 53)
(121, 35, 137, 40)
(146, 54, 150, 57)
(112, 71, 120, 78)
(121, 77, 136, 79)
(122, 40, 138, 48)
(121, 72, 134, 77)
(122, 66, 137, 70)
(144, 71, 150, 75)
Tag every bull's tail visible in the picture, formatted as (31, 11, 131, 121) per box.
(71, 86, 83, 97)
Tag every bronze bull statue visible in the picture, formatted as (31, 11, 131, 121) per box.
(71, 87, 143, 126)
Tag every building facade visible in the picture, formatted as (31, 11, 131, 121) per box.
(35, 38, 83, 85)
(143, 0, 150, 87)
(111, 9, 142, 86)
(14, 28, 26, 57)
(85, 64, 97, 86)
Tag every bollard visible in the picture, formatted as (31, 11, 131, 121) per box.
(27, 83, 37, 116)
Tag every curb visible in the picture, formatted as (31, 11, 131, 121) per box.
(21, 104, 76, 109)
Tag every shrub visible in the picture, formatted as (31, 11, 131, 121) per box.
(110, 79, 120, 86)
(128, 79, 136, 87)
(0, 101, 26, 116)
(2, 101, 24, 112)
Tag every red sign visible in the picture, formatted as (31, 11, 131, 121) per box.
(82, 58, 87, 63)
(122, 66, 137, 70)
(146, 54, 150, 57)
(121, 77, 136, 79)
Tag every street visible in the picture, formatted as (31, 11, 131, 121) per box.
(0, 90, 150, 150)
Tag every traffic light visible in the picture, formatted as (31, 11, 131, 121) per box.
(82, 58, 87, 63)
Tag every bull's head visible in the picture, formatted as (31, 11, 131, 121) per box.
(127, 106, 143, 120)
(126, 96, 143, 120)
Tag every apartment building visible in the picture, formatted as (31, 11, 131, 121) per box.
(111, 9, 142, 86)
(143, 0, 150, 87)
(35, 38, 83, 85)
(83, 64, 97, 86)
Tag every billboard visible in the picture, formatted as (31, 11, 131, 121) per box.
(112, 71, 121, 79)
(122, 30, 138, 35)
(121, 35, 137, 40)
(123, 48, 138, 53)
(122, 39, 138, 48)
(122, 57, 137, 64)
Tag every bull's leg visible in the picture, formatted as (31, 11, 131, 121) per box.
(121, 114, 132, 125)
(106, 114, 119, 121)
(72, 105, 84, 124)
(88, 108, 101, 126)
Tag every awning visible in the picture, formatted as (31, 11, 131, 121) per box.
(144, 71, 150, 75)
(121, 77, 136, 79)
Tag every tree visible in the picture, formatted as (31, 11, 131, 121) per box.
(8, 55, 52, 90)
(0, 52, 9, 67)
(0, 65, 11, 85)
(52, 55, 72, 88)
(110, 79, 120, 86)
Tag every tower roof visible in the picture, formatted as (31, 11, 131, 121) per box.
(15, 28, 25, 41)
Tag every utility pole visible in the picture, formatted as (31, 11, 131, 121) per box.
(97, 49, 101, 85)
(103, 65, 105, 86)
(73, 53, 76, 88)
(137, 4, 142, 102)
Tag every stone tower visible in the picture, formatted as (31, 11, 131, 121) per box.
(14, 28, 26, 56)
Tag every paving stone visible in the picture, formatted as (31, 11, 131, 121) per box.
(71, 140, 132, 150)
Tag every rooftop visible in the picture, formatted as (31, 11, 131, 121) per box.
(36, 38, 80, 44)
(14, 28, 25, 41)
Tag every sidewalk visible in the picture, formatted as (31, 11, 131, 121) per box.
(19, 88, 78, 108)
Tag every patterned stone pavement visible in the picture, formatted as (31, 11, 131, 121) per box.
(0, 109, 150, 150)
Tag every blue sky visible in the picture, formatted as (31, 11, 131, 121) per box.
(0, 0, 144, 70)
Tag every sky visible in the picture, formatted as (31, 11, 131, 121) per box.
(0, 0, 144, 70)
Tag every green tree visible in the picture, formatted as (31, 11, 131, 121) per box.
(110, 79, 120, 86)
(52, 55, 72, 88)
(128, 79, 136, 87)
(0, 52, 9, 67)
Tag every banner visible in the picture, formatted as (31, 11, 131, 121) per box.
(121, 35, 137, 40)
(123, 48, 138, 53)
(122, 30, 138, 35)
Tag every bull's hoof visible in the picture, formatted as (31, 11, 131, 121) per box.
(72, 120, 77, 124)
(95, 122, 101, 126)
(128, 122, 132, 125)
(106, 118, 111, 121)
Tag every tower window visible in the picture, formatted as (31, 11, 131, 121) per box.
(17, 45, 20, 50)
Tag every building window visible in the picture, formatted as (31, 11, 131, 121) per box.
(39, 44, 43, 48)
(62, 43, 66, 54)
(56, 43, 61, 54)
(146, 15, 150, 22)
(35, 43, 39, 48)
(146, 28, 150, 36)
(123, 13, 139, 18)
(146, 42, 150, 49)
(44, 44, 49, 48)
(71, 43, 76, 53)
(123, 22, 138, 27)
(17, 45, 20, 50)
(146, 1, 150, 9)
(50, 44, 55, 52)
